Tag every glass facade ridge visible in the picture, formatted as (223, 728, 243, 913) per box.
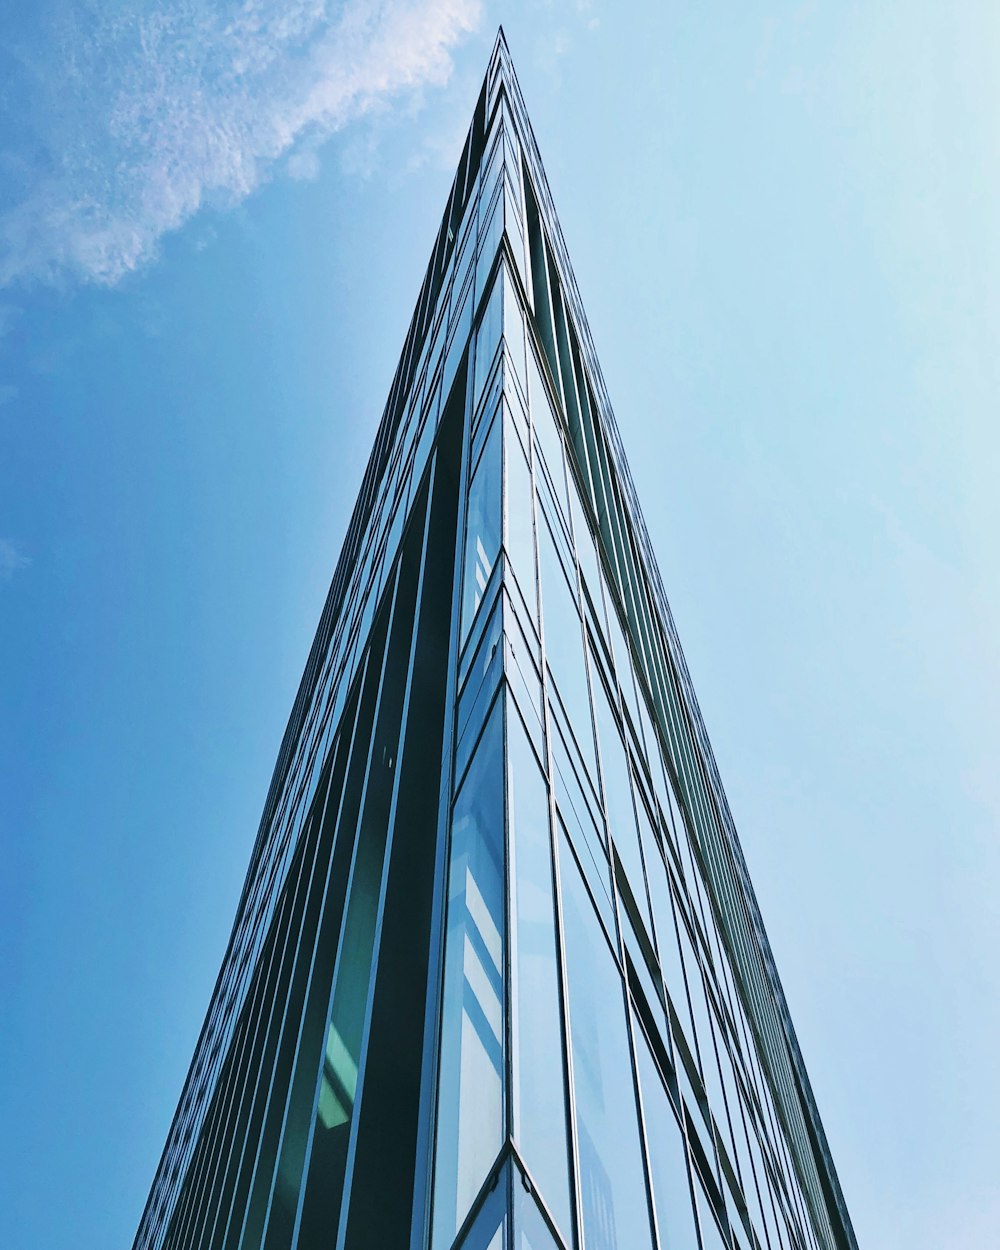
(134, 29, 858, 1250)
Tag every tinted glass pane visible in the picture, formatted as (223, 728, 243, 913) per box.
(432, 705, 506, 1248)
(634, 1020, 700, 1250)
(561, 843, 654, 1250)
(508, 710, 573, 1241)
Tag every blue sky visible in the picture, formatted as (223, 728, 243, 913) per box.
(1, 3, 998, 1247)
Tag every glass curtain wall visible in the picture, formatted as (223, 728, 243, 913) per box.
(136, 34, 856, 1250)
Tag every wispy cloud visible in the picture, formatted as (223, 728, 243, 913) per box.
(0, 539, 30, 582)
(0, 0, 482, 289)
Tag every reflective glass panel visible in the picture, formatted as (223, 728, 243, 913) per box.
(514, 1182, 562, 1250)
(475, 274, 503, 410)
(592, 672, 649, 931)
(508, 709, 573, 1241)
(505, 417, 536, 620)
(462, 417, 502, 642)
(561, 841, 655, 1250)
(634, 1019, 700, 1250)
(432, 705, 506, 1248)
(538, 514, 596, 776)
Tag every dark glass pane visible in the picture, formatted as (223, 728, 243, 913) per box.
(508, 709, 573, 1241)
(432, 703, 506, 1248)
(561, 842, 655, 1250)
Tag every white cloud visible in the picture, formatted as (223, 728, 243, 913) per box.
(0, 539, 30, 582)
(0, 0, 482, 289)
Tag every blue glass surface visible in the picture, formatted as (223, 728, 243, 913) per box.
(432, 704, 506, 1248)
(634, 1019, 700, 1250)
(508, 709, 573, 1242)
(561, 842, 655, 1250)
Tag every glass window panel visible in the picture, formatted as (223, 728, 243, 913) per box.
(475, 274, 503, 410)
(527, 349, 565, 494)
(538, 514, 596, 776)
(592, 671, 650, 931)
(462, 417, 502, 642)
(603, 587, 641, 733)
(634, 1020, 700, 1250)
(476, 195, 503, 303)
(696, 1186, 730, 1250)
(553, 741, 615, 941)
(508, 711, 573, 1242)
(432, 705, 506, 1249)
(514, 1182, 561, 1250)
(479, 133, 504, 225)
(506, 193, 529, 289)
(686, 970, 726, 1158)
(505, 418, 536, 621)
(453, 1161, 507, 1250)
(503, 269, 527, 390)
(503, 599, 544, 740)
(454, 218, 476, 302)
(569, 480, 602, 614)
(645, 850, 685, 1034)
(561, 841, 655, 1250)
(455, 656, 502, 790)
(621, 904, 664, 1040)
(458, 597, 503, 731)
(443, 283, 472, 403)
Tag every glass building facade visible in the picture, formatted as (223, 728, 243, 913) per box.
(134, 33, 858, 1250)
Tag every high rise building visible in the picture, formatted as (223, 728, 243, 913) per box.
(134, 31, 857, 1250)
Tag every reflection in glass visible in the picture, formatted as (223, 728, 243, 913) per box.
(634, 1019, 700, 1250)
(538, 514, 596, 775)
(592, 671, 649, 931)
(561, 842, 654, 1250)
(432, 705, 506, 1248)
(527, 348, 567, 517)
(475, 274, 503, 411)
(505, 420, 536, 620)
(696, 1187, 730, 1250)
(462, 416, 502, 642)
(508, 710, 573, 1241)
(514, 1180, 562, 1250)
